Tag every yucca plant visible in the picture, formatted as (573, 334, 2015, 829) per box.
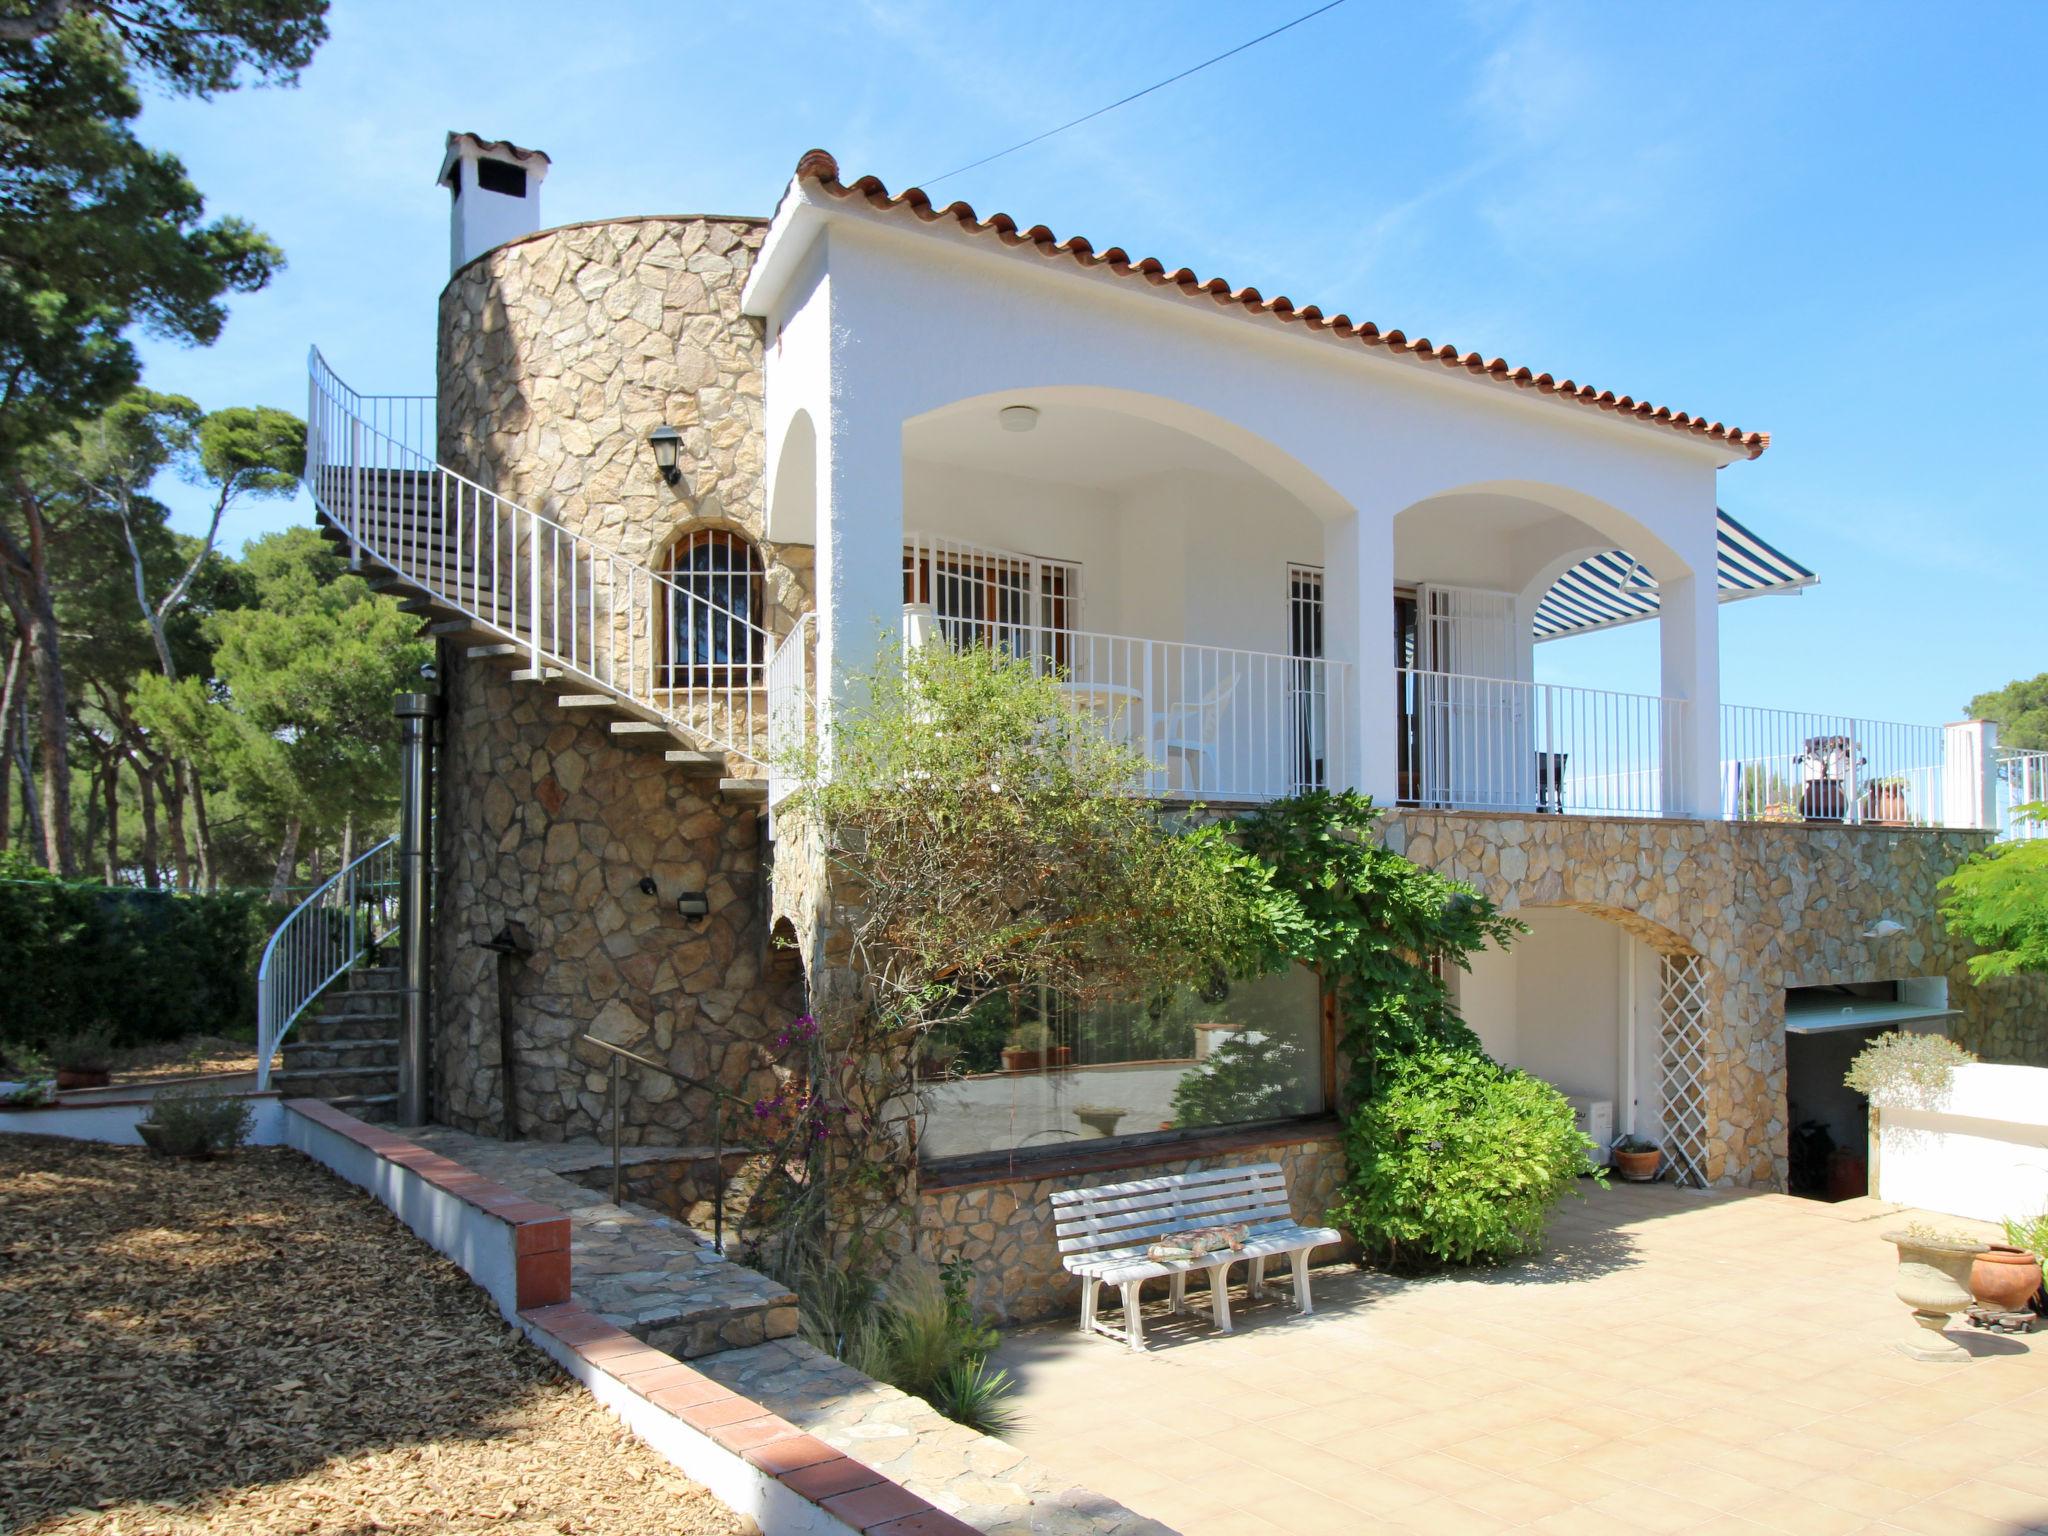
(929, 1359, 1019, 1437)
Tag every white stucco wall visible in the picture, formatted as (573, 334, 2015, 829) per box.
(745, 186, 1741, 809)
(1455, 908, 1663, 1135)
(1875, 1064, 2048, 1225)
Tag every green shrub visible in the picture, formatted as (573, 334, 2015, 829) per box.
(0, 878, 273, 1048)
(796, 1254, 1017, 1434)
(1334, 1046, 1599, 1269)
(1844, 1030, 1975, 1108)
(141, 1085, 254, 1157)
(2004, 1209, 2048, 1260)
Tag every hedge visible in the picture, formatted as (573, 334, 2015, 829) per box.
(0, 877, 276, 1048)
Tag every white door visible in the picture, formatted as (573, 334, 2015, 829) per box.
(1414, 585, 1526, 808)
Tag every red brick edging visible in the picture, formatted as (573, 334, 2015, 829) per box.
(282, 1100, 976, 1536)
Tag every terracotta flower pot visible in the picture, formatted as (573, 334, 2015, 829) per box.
(1612, 1148, 1662, 1183)
(1884, 1230, 1986, 1362)
(1970, 1245, 2044, 1314)
(999, 1046, 1072, 1073)
(56, 1068, 111, 1090)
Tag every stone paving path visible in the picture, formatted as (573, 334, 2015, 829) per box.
(410, 1129, 1166, 1534)
(409, 1128, 798, 1358)
(698, 1337, 1171, 1536)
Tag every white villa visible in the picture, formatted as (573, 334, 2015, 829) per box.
(283, 135, 2044, 1318)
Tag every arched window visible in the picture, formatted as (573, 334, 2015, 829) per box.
(661, 529, 765, 689)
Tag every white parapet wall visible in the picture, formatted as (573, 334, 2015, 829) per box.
(1874, 1063, 2048, 1225)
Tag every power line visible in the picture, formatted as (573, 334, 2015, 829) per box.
(919, 0, 1351, 190)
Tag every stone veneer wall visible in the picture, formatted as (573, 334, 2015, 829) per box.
(1383, 810, 2048, 1188)
(437, 214, 813, 636)
(430, 214, 817, 1145)
(915, 1125, 1349, 1325)
(433, 657, 804, 1142)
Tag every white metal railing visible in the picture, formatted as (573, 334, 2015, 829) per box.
(905, 606, 1350, 801)
(1396, 668, 1686, 817)
(1719, 706, 1946, 827)
(255, 836, 400, 1091)
(765, 611, 816, 804)
(306, 347, 774, 762)
(2000, 748, 2048, 840)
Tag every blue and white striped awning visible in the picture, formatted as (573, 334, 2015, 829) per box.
(1533, 509, 1817, 641)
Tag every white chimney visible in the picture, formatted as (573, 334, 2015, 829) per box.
(437, 132, 551, 274)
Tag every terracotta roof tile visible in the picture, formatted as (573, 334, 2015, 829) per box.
(789, 149, 1767, 460)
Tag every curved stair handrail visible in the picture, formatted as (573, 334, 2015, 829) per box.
(306, 347, 775, 761)
(256, 835, 400, 1091)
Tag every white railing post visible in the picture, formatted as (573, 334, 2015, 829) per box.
(527, 512, 543, 672)
(346, 416, 364, 569)
(1944, 719, 1999, 831)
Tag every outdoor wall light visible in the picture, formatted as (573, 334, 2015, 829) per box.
(1862, 918, 1909, 939)
(418, 659, 439, 683)
(637, 875, 659, 897)
(998, 404, 1039, 433)
(647, 423, 683, 484)
(675, 890, 710, 921)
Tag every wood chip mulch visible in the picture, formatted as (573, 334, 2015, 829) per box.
(106, 1037, 261, 1085)
(0, 1135, 745, 1535)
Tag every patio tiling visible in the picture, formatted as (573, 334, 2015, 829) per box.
(991, 1181, 2048, 1536)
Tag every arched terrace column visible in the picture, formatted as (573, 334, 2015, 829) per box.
(1656, 514, 1722, 819)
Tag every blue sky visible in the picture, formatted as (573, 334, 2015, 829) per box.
(133, 0, 2044, 726)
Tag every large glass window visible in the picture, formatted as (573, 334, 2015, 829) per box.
(915, 965, 1326, 1162)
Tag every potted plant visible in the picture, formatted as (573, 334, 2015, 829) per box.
(1883, 1222, 1987, 1362)
(51, 1026, 116, 1090)
(1610, 1134, 1663, 1182)
(138, 1085, 254, 1160)
(1990, 1210, 2047, 1315)
(1, 1047, 55, 1108)
(999, 1021, 1070, 1073)
(916, 1038, 962, 1081)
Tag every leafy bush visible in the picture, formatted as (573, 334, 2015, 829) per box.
(2004, 1209, 2048, 1260)
(0, 877, 272, 1049)
(1843, 1031, 1976, 1109)
(1334, 1046, 1600, 1269)
(797, 1255, 1018, 1434)
(141, 1085, 254, 1157)
(49, 1025, 116, 1074)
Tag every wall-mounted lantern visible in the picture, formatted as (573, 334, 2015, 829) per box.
(647, 423, 683, 485)
(675, 890, 710, 921)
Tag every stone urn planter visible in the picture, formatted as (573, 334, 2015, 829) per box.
(1970, 1245, 2044, 1314)
(1883, 1229, 1987, 1362)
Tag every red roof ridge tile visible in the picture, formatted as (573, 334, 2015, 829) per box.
(788, 148, 1767, 460)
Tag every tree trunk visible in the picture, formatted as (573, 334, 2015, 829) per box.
(190, 769, 214, 892)
(11, 688, 38, 858)
(30, 614, 71, 875)
(132, 748, 160, 890)
(100, 751, 119, 884)
(160, 763, 190, 892)
(0, 496, 74, 877)
(0, 634, 19, 855)
(268, 815, 302, 905)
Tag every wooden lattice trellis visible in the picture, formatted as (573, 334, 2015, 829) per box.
(1658, 953, 1712, 1187)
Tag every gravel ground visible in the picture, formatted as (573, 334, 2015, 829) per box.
(107, 1036, 260, 1085)
(0, 1136, 743, 1536)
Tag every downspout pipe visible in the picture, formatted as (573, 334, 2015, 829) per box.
(395, 691, 439, 1126)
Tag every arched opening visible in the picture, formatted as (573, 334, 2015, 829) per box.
(659, 527, 765, 690)
(898, 386, 1354, 800)
(766, 409, 817, 545)
(1391, 486, 1699, 817)
(1451, 901, 1712, 1186)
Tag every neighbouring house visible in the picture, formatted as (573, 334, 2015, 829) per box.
(279, 133, 2048, 1320)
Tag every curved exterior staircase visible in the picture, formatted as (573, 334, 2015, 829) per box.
(304, 348, 782, 801)
(254, 352, 811, 1114)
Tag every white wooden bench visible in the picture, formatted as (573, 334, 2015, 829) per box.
(1050, 1162, 1342, 1351)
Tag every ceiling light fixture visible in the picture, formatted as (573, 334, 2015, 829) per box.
(998, 404, 1040, 433)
